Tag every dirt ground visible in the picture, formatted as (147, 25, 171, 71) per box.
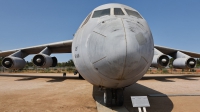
(0, 73, 200, 112)
(124, 74, 200, 112)
(0, 73, 97, 112)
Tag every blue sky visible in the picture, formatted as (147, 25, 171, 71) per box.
(0, 0, 200, 62)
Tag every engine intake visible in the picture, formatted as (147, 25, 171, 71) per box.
(2, 57, 26, 69)
(151, 54, 169, 68)
(32, 54, 57, 68)
(173, 58, 196, 69)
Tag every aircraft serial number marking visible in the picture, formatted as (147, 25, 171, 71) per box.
(75, 54, 80, 58)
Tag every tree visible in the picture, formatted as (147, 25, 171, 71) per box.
(56, 59, 75, 67)
(26, 61, 34, 67)
(66, 59, 75, 67)
(0, 57, 2, 67)
(56, 62, 60, 67)
(169, 58, 174, 68)
(169, 58, 174, 73)
(197, 58, 200, 67)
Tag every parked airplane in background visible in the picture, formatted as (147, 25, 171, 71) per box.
(0, 3, 200, 106)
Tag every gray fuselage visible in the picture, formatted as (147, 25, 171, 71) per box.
(72, 4, 154, 88)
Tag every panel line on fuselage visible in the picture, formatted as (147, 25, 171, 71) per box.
(141, 56, 148, 63)
(93, 56, 107, 64)
(120, 18, 128, 79)
(93, 31, 106, 37)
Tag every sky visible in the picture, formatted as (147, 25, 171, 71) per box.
(0, 0, 200, 62)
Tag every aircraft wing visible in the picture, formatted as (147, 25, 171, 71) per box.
(154, 45, 200, 58)
(0, 40, 73, 57)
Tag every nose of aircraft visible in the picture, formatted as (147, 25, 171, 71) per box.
(87, 18, 153, 80)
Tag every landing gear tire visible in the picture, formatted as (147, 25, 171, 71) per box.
(116, 89, 124, 106)
(103, 88, 124, 107)
(104, 89, 112, 107)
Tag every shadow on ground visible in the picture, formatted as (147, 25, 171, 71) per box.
(93, 83, 174, 112)
(0, 74, 80, 82)
(141, 75, 199, 82)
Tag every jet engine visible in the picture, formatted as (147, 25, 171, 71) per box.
(151, 54, 169, 68)
(173, 58, 196, 69)
(2, 57, 26, 69)
(32, 54, 57, 68)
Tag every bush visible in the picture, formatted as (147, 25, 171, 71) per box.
(191, 69, 196, 72)
(66, 67, 76, 73)
(57, 70, 61, 73)
(162, 69, 169, 74)
(62, 69, 65, 71)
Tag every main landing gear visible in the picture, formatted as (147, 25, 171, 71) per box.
(104, 88, 124, 107)
(74, 70, 84, 80)
(78, 74, 84, 79)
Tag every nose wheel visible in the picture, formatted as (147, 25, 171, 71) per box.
(104, 88, 124, 106)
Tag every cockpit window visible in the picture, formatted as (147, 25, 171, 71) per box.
(81, 13, 91, 28)
(114, 8, 124, 15)
(125, 9, 143, 19)
(92, 8, 110, 18)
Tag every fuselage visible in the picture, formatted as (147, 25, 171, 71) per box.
(72, 3, 154, 88)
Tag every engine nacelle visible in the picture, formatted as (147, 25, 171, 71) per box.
(173, 58, 196, 69)
(151, 54, 169, 68)
(2, 57, 26, 69)
(32, 54, 57, 68)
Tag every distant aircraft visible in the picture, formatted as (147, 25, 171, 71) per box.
(0, 3, 200, 106)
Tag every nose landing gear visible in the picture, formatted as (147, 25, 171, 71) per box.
(104, 88, 124, 107)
